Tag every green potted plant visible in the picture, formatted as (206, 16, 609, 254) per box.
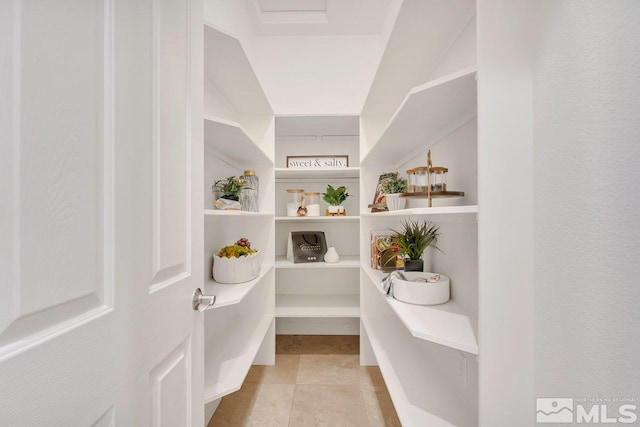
(322, 184, 350, 216)
(381, 174, 408, 211)
(213, 176, 245, 201)
(390, 219, 441, 271)
(212, 176, 245, 210)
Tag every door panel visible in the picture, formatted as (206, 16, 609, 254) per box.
(0, 0, 204, 424)
(0, 0, 112, 357)
(91, 407, 116, 427)
(150, 0, 190, 289)
(150, 339, 192, 426)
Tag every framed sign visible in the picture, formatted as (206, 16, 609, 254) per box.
(371, 172, 397, 206)
(286, 155, 349, 169)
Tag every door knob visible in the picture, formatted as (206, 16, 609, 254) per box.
(192, 288, 216, 311)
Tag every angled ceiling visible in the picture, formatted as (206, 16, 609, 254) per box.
(244, 0, 392, 36)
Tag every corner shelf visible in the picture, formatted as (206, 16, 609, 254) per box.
(275, 215, 360, 223)
(401, 191, 465, 199)
(360, 316, 456, 427)
(360, 205, 478, 223)
(274, 167, 360, 180)
(204, 314, 273, 403)
(204, 23, 273, 116)
(204, 209, 274, 221)
(203, 264, 274, 309)
(275, 256, 360, 269)
(276, 294, 360, 318)
(204, 116, 273, 168)
(363, 267, 478, 355)
(360, 0, 476, 154)
(362, 67, 477, 168)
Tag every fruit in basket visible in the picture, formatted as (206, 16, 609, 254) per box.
(236, 237, 251, 248)
(217, 238, 256, 258)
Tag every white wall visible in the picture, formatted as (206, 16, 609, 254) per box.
(428, 15, 477, 81)
(254, 36, 382, 115)
(533, 0, 640, 400)
(477, 0, 534, 425)
(204, 0, 257, 62)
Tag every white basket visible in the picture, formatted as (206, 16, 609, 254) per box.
(212, 250, 263, 284)
(392, 271, 450, 305)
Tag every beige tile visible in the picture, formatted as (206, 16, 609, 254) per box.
(277, 335, 359, 355)
(208, 384, 259, 427)
(247, 384, 295, 427)
(244, 355, 300, 385)
(289, 384, 370, 427)
(361, 386, 402, 427)
(296, 354, 360, 385)
(358, 365, 387, 390)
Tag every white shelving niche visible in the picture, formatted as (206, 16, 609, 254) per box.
(202, 21, 276, 409)
(274, 115, 361, 335)
(359, 0, 479, 425)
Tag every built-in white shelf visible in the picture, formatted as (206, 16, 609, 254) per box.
(362, 67, 477, 168)
(360, 0, 475, 151)
(274, 167, 360, 180)
(204, 264, 274, 309)
(275, 215, 360, 223)
(204, 315, 273, 403)
(204, 116, 273, 168)
(204, 209, 274, 221)
(275, 256, 360, 269)
(276, 294, 360, 318)
(361, 205, 478, 223)
(204, 23, 272, 116)
(363, 267, 478, 354)
(361, 316, 456, 427)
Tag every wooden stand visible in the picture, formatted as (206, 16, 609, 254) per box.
(325, 209, 347, 216)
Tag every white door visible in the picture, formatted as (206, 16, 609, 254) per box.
(0, 0, 204, 425)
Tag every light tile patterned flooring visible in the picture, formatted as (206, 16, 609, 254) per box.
(208, 335, 401, 427)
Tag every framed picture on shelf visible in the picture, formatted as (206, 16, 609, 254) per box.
(286, 155, 349, 169)
(371, 230, 403, 272)
(370, 172, 397, 212)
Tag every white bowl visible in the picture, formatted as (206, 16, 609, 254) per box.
(212, 250, 263, 284)
(392, 271, 450, 305)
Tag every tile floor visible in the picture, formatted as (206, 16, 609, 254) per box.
(208, 335, 401, 427)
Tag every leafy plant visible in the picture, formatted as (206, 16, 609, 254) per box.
(381, 174, 408, 194)
(322, 185, 350, 206)
(390, 220, 442, 261)
(213, 176, 245, 200)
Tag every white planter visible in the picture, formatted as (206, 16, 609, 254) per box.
(212, 250, 263, 284)
(326, 205, 345, 214)
(392, 271, 450, 305)
(385, 193, 406, 211)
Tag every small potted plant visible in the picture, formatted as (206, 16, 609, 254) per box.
(322, 184, 350, 216)
(390, 219, 441, 271)
(212, 176, 245, 210)
(213, 237, 263, 284)
(381, 174, 408, 211)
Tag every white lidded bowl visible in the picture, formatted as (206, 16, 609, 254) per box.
(392, 271, 450, 305)
(212, 250, 262, 284)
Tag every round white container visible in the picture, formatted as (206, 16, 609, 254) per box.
(212, 250, 263, 284)
(392, 271, 450, 305)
